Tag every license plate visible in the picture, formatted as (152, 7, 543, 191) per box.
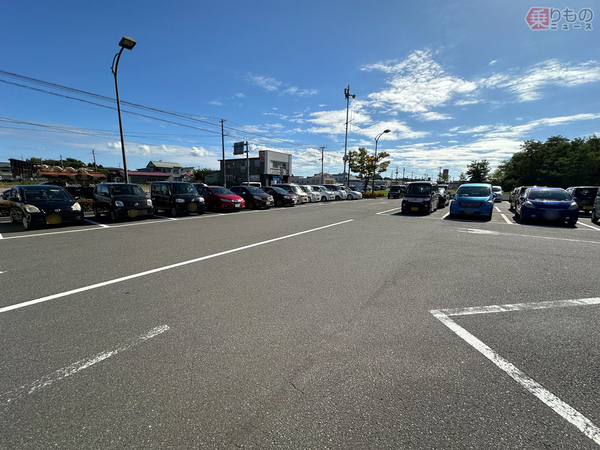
(235, 204, 240, 208)
(46, 214, 62, 225)
(411, 207, 419, 211)
(584, 206, 592, 210)
(266, 201, 272, 205)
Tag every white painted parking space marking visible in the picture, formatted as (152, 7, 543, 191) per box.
(431, 297, 600, 446)
(0, 220, 353, 314)
(500, 213, 512, 224)
(578, 221, 600, 230)
(495, 206, 502, 212)
(456, 228, 600, 244)
(153, 215, 177, 221)
(1, 325, 169, 404)
(376, 207, 402, 215)
(441, 211, 449, 219)
(84, 219, 110, 228)
(0, 232, 3, 239)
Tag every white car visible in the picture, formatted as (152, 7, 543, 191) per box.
(492, 185, 503, 202)
(299, 185, 320, 203)
(321, 184, 347, 200)
(310, 185, 335, 202)
(341, 186, 363, 200)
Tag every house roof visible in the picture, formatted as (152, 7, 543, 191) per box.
(148, 161, 182, 168)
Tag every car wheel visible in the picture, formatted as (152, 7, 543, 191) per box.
(93, 207, 101, 218)
(246, 201, 253, 210)
(110, 209, 118, 222)
(275, 199, 283, 207)
(22, 214, 33, 230)
(321, 196, 327, 202)
(170, 207, 178, 217)
(335, 195, 341, 201)
(9, 211, 19, 223)
(592, 209, 599, 224)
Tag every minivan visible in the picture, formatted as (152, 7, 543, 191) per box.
(401, 181, 439, 214)
(150, 181, 205, 217)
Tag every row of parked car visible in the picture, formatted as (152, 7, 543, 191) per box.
(391, 181, 600, 225)
(2, 181, 364, 229)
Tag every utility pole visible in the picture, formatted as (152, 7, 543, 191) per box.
(343, 85, 355, 186)
(221, 119, 226, 187)
(92, 149, 98, 172)
(318, 146, 326, 184)
(245, 141, 250, 185)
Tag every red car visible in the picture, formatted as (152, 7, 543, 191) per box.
(195, 185, 245, 211)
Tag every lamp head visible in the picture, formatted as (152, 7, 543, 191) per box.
(119, 36, 137, 50)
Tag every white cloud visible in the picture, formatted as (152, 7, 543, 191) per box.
(361, 50, 478, 113)
(247, 73, 317, 97)
(481, 59, 600, 102)
(415, 112, 453, 121)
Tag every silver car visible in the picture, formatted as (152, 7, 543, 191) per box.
(310, 185, 335, 202)
(299, 185, 321, 203)
(320, 184, 347, 200)
(341, 186, 363, 200)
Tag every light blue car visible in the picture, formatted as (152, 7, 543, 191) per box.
(449, 183, 494, 221)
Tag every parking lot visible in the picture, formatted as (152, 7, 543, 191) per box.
(1, 198, 600, 448)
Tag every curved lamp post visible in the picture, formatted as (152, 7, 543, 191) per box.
(111, 36, 136, 183)
(371, 129, 391, 197)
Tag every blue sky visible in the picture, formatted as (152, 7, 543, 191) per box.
(1, 0, 599, 180)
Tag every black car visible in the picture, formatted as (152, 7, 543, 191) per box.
(565, 186, 599, 214)
(437, 187, 449, 208)
(261, 186, 297, 207)
(7, 184, 84, 230)
(93, 183, 154, 221)
(401, 181, 439, 214)
(150, 181, 205, 217)
(230, 185, 274, 209)
(388, 185, 406, 199)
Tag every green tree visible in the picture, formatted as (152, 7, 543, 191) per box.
(194, 167, 215, 182)
(349, 147, 390, 194)
(466, 160, 491, 182)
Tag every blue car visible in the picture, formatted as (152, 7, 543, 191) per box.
(516, 187, 578, 226)
(449, 183, 494, 221)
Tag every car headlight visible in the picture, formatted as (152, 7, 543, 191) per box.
(568, 202, 578, 210)
(524, 201, 535, 208)
(72, 202, 82, 211)
(198, 197, 204, 203)
(24, 204, 41, 213)
(284, 195, 291, 199)
(115, 200, 125, 207)
(147, 199, 153, 206)
(175, 198, 185, 203)
(221, 198, 233, 203)
(485, 200, 494, 205)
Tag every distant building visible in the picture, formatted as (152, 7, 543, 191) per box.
(0, 162, 12, 179)
(216, 150, 292, 187)
(136, 161, 195, 181)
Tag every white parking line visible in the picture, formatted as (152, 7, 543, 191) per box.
(1, 325, 169, 404)
(376, 207, 402, 215)
(456, 228, 600, 244)
(431, 297, 600, 446)
(0, 220, 353, 314)
(500, 213, 512, 224)
(441, 212, 449, 219)
(578, 221, 600, 230)
(495, 206, 502, 212)
(84, 219, 110, 228)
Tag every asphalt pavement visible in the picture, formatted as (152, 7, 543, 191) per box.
(1, 199, 600, 449)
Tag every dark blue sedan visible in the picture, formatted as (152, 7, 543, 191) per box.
(516, 187, 579, 226)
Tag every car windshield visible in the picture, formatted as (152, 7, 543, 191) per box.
(287, 185, 302, 194)
(529, 189, 571, 201)
(492, 186, 502, 192)
(110, 184, 145, 197)
(172, 184, 197, 195)
(269, 187, 287, 194)
(211, 187, 234, 195)
(301, 186, 313, 192)
(573, 188, 598, 199)
(456, 186, 491, 197)
(246, 186, 264, 194)
(23, 187, 71, 201)
(406, 184, 431, 195)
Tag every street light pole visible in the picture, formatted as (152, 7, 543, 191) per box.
(343, 86, 355, 186)
(371, 129, 391, 198)
(111, 36, 136, 183)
